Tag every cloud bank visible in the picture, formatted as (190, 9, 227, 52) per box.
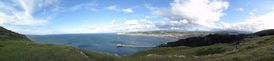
(1, 0, 274, 34)
(92, 0, 274, 33)
(91, 0, 230, 32)
(219, 9, 274, 32)
(170, 0, 229, 27)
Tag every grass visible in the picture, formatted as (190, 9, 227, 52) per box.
(1, 26, 274, 61)
(126, 44, 233, 61)
(126, 35, 274, 61)
(0, 40, 122, 61)
(1, 35, 274, 61)
(0, 27, 124, 61)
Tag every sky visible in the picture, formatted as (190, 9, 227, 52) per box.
(0, 0, 274, 35)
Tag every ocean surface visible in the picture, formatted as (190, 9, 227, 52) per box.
(27, 33, 171, 55)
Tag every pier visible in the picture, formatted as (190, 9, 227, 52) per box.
(116, 44, 155, 48)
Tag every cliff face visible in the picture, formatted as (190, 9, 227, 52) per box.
(0, 26, 29, 41)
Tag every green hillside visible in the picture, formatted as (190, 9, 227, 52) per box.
(129, 35, 274, 61)
(1, 26, 274, 61)
(0, 27, 122, 61)
(0, 27, 29, 41)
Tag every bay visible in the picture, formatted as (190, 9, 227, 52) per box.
(27, 33, 171, 55)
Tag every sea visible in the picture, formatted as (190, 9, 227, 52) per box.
(27, 33, 172, 55)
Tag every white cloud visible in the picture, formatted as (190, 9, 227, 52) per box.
(236, 8, 244, 11)
(90, 0, 273, 33)
(106, 5, 134, 13)
(89, 18, 214, 33)
(122, 8, 133, 13)
(89, 0, 230, 33)
(247, 9, 259, 15)
(144, 4, 172, 16)
(170, 0, 229, 27)
(0, 0, 59, 26)
(90, 19, 159, 33)
(106, 5, 118, 10)
(252, 9, 258, 12)
(69, 2, 98, 11)
(218, 9, 274, 32)
(145, 0, 229, 31)
(249, 12, 255, 15)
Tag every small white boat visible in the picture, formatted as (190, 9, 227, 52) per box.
(116, 44, 124, 47)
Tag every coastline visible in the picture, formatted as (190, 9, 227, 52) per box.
(116, 32, 210, 41)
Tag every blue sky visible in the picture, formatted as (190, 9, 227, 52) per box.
(0, 0, 274, 34)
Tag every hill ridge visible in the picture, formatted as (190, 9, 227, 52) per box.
(0, 26, 29, 41)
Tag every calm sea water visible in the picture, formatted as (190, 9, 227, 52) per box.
(27, 33, 171, 55)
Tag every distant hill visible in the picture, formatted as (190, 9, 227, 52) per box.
(127, 30, 251, 35)
(158, 29, 274, 47)
(123, 31, 212, 40)
(159, 33, 250, 47)
(254, 29, 274, 36)
(132, 35, 274, 61)
(213, 30, 252, 35)
(129, 30, 274, 61)
(0, 26, 29, 41)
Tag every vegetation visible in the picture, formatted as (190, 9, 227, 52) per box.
(1, 26, 274, 61)
(129, 31, 210, 34)
(254, 29, 274, 36)
(0, 26, 122, 61)
(159, 34, 251, 47)
(125, 31, 211, 40)
(130, 35, 274, 61)
(0, 27, 29, 41)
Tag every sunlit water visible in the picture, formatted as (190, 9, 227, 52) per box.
(27, 33, 171, 55)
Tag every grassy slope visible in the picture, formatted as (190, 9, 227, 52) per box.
(1, 35, 274, 61)
(0, 40, 123, 61)
(1, 26, 274, 61)
(129, 35, 274, 61)
(0, 27, 122, 61)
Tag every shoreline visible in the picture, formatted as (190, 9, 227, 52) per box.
(117, 32, 210, 42)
